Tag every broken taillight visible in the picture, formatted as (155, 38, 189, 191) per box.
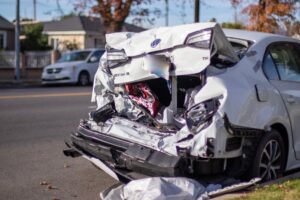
(125, 83, 160, 117)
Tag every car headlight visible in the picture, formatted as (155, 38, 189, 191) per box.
(53, 68, 63, 73)
(185, 97, 221, 134)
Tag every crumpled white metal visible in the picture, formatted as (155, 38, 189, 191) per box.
(100, 177, 208, 200)
(104, 23, 238, 84)
(90, 22, 291, 160)
(99, 176, 261, 200)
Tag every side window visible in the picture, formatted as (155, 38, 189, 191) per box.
(91, 50, 104, 62)
(269, 43, 300, 82)
(263, 53, 279, 80)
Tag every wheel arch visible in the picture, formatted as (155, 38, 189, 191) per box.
(78, 69, 90, 78)
(271, 123, 289, 169)
(79, 69, 91, 80)
(77, 70, 91, 85)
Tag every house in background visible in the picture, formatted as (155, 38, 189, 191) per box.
(0, 15, 15, 50)
(43, 16, 145, 51)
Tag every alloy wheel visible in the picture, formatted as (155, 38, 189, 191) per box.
(259, 139, 282, 181)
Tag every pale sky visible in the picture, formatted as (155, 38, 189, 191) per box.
(0, 0, 243, 28)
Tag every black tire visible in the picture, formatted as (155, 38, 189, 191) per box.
(250, 129, 286, 181)
(78, 71, 90, 86)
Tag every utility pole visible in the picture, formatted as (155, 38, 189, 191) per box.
(15, 0, 20, 82)
(194, 0, 200, 23)
(165, 0, 169, 26)
(33, 0, 36, 21)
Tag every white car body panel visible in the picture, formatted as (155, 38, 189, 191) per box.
(89, 23, 300, 173)
(107, 23, 238, 84)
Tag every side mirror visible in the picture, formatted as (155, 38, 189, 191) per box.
(89, 56, 98, 63)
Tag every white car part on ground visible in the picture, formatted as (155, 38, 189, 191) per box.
(100, 177, 208, 200)
(100, 176, 261, 200)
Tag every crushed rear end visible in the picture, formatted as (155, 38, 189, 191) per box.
(64, 23, 255, 181)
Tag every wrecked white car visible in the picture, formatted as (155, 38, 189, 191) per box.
(64, 23, 300, 182)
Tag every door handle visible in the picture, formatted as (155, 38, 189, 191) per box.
(286, 95, 295, 104)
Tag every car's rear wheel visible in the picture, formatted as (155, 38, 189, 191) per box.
(250, 129, 286, 181)
(78, 71, 90, 86)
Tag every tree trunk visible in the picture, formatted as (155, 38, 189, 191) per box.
(102, 19, 124, 33)
(96, 0, 133, 34)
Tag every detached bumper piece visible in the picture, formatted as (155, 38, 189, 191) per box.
(68, 123, 188, 177)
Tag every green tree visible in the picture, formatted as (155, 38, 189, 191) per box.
(21, 23, 51, 51)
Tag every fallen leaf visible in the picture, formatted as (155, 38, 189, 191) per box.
(47, 185, 53, 190)
(40, 181, 49, 186)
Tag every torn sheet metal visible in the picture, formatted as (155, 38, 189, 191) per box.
(82, 155, 119, 181)
(207, 178, 261, 198)
(125, 82, 160, 117)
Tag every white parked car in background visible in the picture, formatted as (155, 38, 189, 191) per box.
(64, 23, 300, 182)
(42, 49, 104, 86)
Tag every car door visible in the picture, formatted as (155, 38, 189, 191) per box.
(86, 50, 105, 80)
(265, 42, 300, 159)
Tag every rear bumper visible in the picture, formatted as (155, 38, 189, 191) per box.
(41, 77, 74, 84)
(65, 122, 225, 178)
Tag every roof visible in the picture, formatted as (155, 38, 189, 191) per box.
(43, 16, 145, 33)
(223, 28, 288, 43)
(0, 15, 14, 30)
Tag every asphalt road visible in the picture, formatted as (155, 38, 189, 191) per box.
(0, 86, 117, 200)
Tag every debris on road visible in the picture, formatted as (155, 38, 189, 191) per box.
(64, 163, 70, 168)
(47, 185, 59, 190)
(40, 181, 49, 186)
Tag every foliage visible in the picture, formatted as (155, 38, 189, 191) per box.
(20, 24, 51, 51)
(231, 0, 298, 33)
(233, 179, 300, 200)
(222, 22, 245, 29)
(230, 0, 243, 8)
(285, 20, 300, 36)
(62, 40, 79, 51)
(74, 0, 160, 33)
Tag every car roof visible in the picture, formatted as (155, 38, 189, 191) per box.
(223, 28, 289, 43)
